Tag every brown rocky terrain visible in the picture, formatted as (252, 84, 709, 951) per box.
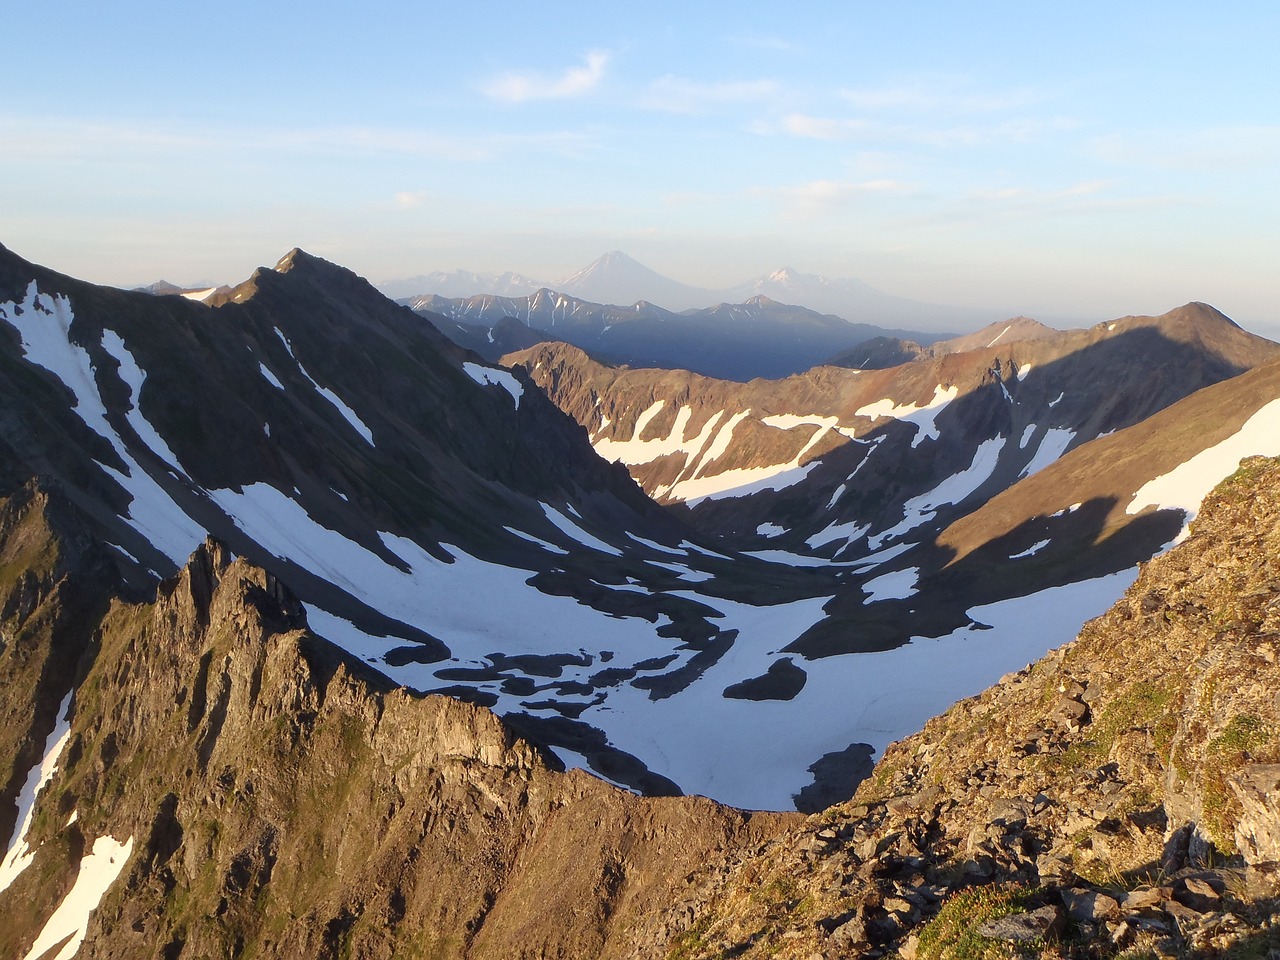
(0, 494, 794, 960)
(617, 457, 1280, 959)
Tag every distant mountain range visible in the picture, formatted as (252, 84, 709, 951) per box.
(380, 250, 994, 332)
(407, 286, 947, 380)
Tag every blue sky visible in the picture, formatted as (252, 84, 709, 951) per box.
(4, 1, 1279, 328)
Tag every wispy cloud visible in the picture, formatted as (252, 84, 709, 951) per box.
(482, 51, 609, 103)
(0, 115, 596, 163)
(1090, 126, 1280, 171)
(775, 112, 1076, 147)
(639, 76, 779, 114)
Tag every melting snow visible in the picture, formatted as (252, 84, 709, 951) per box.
(1049, 391, 1064, 408)
(1019, 424, 1037, 448)
(805, 517, 869, 551)
(584, 569, 1135, 810)
(274, 328, 375, 443)
(259, 363, 284, 389)
(868, 436, 1005, 549)
(0, 283, 206, 564)
(98, 330, 186, 472)
(756, 522, 787, 538)
(1017, 362, 1032, 381)
(863, 567, 920, 601)
(1010, 539, 1051, 559)
(20, 835, 134, 960)
(624, 532, 685, 556)
(1126, 397, 1280, 541)
(987, 325, 1011, 347)
(1020, 428, 1075, 478)
(503, 525, 570, 555)
(462, 361, 524, 408)
(856, 385, 959, 449)
(540, 504, 623, 556)
(0, 692, 73, 894)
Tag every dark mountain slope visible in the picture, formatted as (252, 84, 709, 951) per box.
(507, 305, 1280, 667)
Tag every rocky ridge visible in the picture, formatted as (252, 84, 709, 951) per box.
(617, 457, 1280, 959)
(0, 497, 794, 960)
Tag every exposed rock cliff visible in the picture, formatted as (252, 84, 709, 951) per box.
(0, 515, 794, 960)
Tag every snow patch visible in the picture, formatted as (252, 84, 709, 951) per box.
(20, 835, 134, 960)
(0, 282, 206, 564)
(1010, 539, 1051, 559)
(98, 330, 186, 472)
(0, 691, 73, 894)
(1020, 428, 1075, 478)
(463, 361, 524, 408)
(540, 504, 623, 556)
(868, 436, 1005, 549)
(274, 328, 375, 442)
(259, 363, 284, 389)
(1126, 397, 1280, 541)
(678, 461, 820, 506)
(855, 385, 958, 449)
(504, 525, 570, 555)
(863, 567, 920, 601)
(756, 522, 787, 538)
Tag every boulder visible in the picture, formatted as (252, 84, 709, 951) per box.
(1228, 765, 1280, 865)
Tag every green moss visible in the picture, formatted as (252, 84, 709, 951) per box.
(916, 885, 1044, 960)
(667, 915, 713, 960)
(1202, 714, 1276, 852)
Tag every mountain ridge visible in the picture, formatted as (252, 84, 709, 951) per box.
(379, 249, 993, 331)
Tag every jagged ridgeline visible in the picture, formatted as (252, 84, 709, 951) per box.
(2, 456, 1279, 957)
(0, 525, 791, 959)
(3, 239, 1280, 956)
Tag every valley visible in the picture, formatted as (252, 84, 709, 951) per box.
(1, 242, 1279, 958)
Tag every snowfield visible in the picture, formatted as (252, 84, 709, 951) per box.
(0, 281, 1270, 812)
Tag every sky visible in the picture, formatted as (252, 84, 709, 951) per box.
(3, 1, 1279, 330)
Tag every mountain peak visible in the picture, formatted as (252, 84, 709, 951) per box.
(273, 247, 317, 274)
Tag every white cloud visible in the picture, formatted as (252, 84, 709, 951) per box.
(482, 51, 609, 103)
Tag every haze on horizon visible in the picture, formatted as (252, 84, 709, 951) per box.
(2, 1, 1278, 332)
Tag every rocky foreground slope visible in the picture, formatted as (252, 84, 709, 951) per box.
(620, 457, 1280, 959)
